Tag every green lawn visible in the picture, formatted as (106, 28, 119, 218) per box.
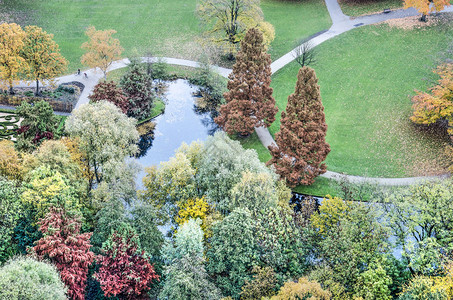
(262, 0, 331, 60)
(339, 0, 403, 17)
(1, 0, 331, 72)
(267, 19, 453, 178)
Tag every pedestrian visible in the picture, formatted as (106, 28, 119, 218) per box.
(84, 73, 88, 79)
(77, 69, 81, 75)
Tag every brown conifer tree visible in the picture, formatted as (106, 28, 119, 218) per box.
(215, 28, 277, 136)
(268, 67, 330, 187)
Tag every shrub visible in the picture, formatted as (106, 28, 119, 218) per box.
(0, 256, 67, 300)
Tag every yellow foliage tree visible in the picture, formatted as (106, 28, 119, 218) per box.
(0, 23, 26, 94)
(21, 166, 79, 219)
(0, 140, 22, 180)
(81, 26, 123, 78)
(61, 137, 93, 185)
(175, 196, 210, 233)
(404, 0, 450, 21)
(310, 195, 353, 236)
(197, 0, 275, 58)
(21, 26, 67, 96)
(271, 277, 331, 300)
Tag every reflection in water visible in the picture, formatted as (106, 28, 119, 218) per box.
(135, 79, 218, 186)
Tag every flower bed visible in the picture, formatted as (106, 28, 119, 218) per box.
(0, 82, 84, 113)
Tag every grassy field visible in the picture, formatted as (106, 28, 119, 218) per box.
(265, 18, 453, 178)
(262, 0, 331, 59)
(339, 0, 403, 17)
(0, 0, 331, 73)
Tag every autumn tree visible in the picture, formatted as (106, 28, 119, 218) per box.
(21, 25, 67, 95)
(268, 67, 330, 187)
(33, 208, 94, 300)
(120, 59, 156, 120)
(0, 22, 26, 94)
(89, 80, 129, 114)
(404, 0, 450, 21)
(81, 26, 123, 78)
(197, 0, 274, 58)
(411, 64, 453, 140)
(95, 224, 159, 299)
(215, 28, 277, 136)
(271, 277, 331, 300)
(0, 140, 23, 180)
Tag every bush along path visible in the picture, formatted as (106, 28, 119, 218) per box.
(13, 0, 452, 185)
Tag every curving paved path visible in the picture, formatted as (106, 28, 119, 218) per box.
(11, 0, 452, 185)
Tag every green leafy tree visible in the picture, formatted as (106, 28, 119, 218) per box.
(197, 0, 274, 58)
(311, 199, 390, 299)
(383, 181, 453, 275)
(230, 170, 278, 214)
(0, 256, 67, 300)
(130, 200, 164, 261)
(21, 25, 67, 95)
(268, 66, 330, 187)
(141, 152, 197, 224)
(163, 218, 204, 262)
(160, 219, 221, 299)
(355, 263, 393, 300)
(206, 207, 259, 299)
(257, 205, 313, 283)
(215, 28, 277, 136)
(15, 100, 59, 152)
(0, 177, 22, 262)
(160, 255, 222, 300)
(65, 101, 139, 188)
(196, 132, 274, 214)
(120, 59, 156, 120)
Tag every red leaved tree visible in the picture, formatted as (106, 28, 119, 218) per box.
(94, 224, 159, 299)
(32, 208, 94, 300)
(215, 28, 277, 136)
(268, 67, 330, 187)
(89, 81, 129, 114)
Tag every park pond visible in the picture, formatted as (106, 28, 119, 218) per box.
(135, 79, 218, 186)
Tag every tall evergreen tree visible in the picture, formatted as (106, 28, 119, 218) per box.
(268, 67, 330, 187)
(215, 28, 277, 136)
(120, 59, 155, 120)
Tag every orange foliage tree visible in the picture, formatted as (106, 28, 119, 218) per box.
(268, 67, 330, 187)
(215, 28, 277, 136)
(0, 23, 26, 94)
(21, 26, 67, 96)
(404, 0, 450, 21)
(411, 64, 453, 139)
(81, 26, 123, 78)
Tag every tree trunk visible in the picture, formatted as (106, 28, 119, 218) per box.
(35, 79, 40, 96)
(420, 13, 427, 22)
